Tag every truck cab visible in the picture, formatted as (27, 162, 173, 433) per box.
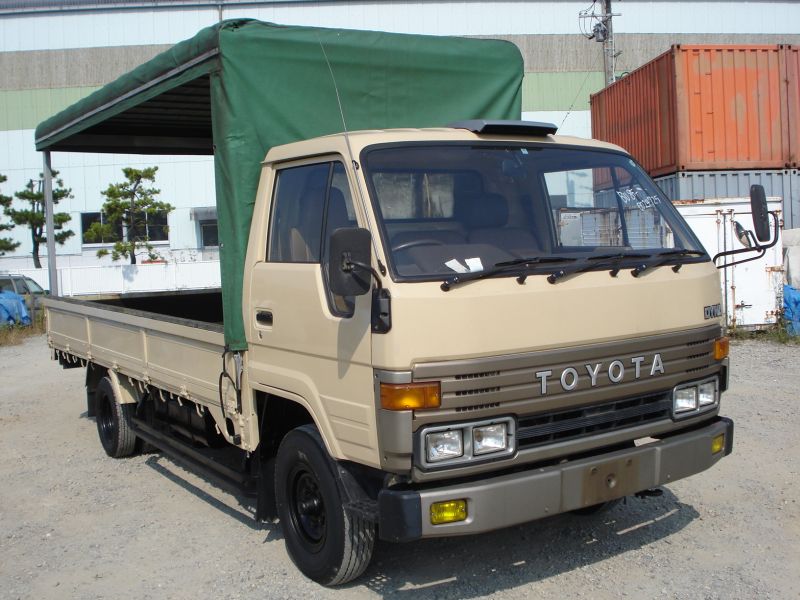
(241, 122, 732, 562)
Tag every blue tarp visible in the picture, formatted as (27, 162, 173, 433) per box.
(784, 284, 800, 336)
(0, 291, 31, 326)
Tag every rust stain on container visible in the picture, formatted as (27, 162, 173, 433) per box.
(591, 45, 795, 177)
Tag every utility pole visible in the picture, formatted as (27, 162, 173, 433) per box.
(601, 0, 615, 86)
(580, 0, 620, 87)
(43, 151, 58, 295)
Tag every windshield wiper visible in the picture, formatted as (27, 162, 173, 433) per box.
(547, 252, 651, 284)
(630, 249, 707, 277)
(441, 256, 577, 291)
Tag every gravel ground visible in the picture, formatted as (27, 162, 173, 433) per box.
(1, 336, 798, 599)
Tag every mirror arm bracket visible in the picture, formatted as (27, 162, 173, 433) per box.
(343, 257, 383, 291)
(341, 255, 391, 333)
(371, 287, 391, 333)
(714, 211, 780, 269)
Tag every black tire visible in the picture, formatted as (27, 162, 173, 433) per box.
(275, 425, 375, 586)
(95, 376, 138, 458)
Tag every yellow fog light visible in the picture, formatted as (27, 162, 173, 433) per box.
(380, 382, 441, 411)
(714, 337, 730, 360)
(711, 434, 725, 454)
(430, 499, 467, 525)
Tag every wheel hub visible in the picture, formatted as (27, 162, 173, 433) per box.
(291, 470, 326, 546)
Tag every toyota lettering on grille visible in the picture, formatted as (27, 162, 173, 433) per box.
(534, 354, 664, 395)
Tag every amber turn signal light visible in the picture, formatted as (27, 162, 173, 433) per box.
(714, 337, 730, 360)
(380, 382, 441, 410)
(430, 499, 467, 525)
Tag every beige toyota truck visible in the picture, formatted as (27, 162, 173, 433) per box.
(46, 121, 740, 585)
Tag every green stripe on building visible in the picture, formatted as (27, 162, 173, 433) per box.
(0, 73, 603, 133)
(521, 71, 605, 112)
(0, 86, 99, 131)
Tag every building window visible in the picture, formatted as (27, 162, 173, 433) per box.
(140, 211, 169, 242)
(82, 211, 169, 244)
(81, 212, 122, 244)
(200, 219, 219, 247)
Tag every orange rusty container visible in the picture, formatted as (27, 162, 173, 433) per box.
(781, 44, 800, 167)
(591, 45, 793, 177)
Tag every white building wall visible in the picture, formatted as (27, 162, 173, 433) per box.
(1, 2, 798, 52)
(0, 128, 215, 268)
(522, 111, 592, 140)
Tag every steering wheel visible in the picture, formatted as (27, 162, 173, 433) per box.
(391, 239, 447, 252)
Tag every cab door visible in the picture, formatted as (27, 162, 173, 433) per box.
(246, 160, 379, 466)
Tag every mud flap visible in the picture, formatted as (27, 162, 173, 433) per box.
(256, 454, 277, 522)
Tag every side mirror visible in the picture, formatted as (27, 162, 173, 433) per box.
(749, 184, 770, 242)
(734, 221, 752, 248)
(714, 184, 779, 268)
(328, 227, 373, 297)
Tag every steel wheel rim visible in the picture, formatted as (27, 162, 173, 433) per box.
(288, 466, 326, 550)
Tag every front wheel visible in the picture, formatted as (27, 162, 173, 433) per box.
(275, 425, 375, 586)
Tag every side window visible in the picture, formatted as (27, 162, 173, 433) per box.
(268, 163, 330, 262)
(24, 278, 44, 293)
(322, 163, 358, 316)
(267, 161, 358, 316)
(0, 278, 14, 293)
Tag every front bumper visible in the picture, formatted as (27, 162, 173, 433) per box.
(378, 417, 733, 542)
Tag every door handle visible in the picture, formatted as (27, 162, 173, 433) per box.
(256, 310, 273, 326)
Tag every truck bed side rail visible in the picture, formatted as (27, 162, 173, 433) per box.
(44, 296, 225, 409)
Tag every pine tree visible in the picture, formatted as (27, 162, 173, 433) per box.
(0, 174, 21, 256)
(5, 172, 73, 268)
(84, 167, 173, 265)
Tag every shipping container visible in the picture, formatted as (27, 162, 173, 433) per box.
(655, 169, 800, 229)
(591, 45, 794, 177)
(675, 197, 783, 328)
(781, 45, 800, 168)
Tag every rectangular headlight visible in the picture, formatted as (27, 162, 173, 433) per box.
(472, 423, 508, 455)
(426, 430, 463, 462)
(674, 387, 698, 413)
(698, 380, 717, 406)
(418, 416, 515, 469)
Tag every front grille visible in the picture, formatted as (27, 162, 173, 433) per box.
(516, 392, 671, 448)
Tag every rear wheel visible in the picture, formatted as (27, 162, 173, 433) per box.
(275, 425, 375, 586)
(95, 376, 138, 458)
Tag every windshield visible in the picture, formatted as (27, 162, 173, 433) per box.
(362, 143, 706, 281)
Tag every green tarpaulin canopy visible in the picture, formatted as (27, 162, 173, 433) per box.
(35, 19, 523, 350)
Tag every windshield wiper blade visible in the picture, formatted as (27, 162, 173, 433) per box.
(441, 256, 577, 291)
(547, 252, 651, 284)
(494, 256, 577, 268)
(631, 249, 707, 277)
